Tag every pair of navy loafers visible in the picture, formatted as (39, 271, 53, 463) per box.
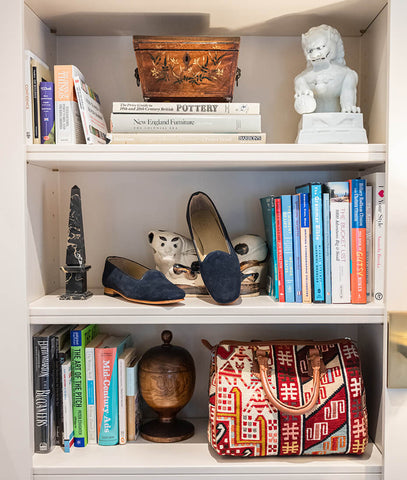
(102, 192, 241, 305)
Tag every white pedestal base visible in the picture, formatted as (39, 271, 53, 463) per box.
(296, 113, 368, 144)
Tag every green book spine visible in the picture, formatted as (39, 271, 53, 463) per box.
(71, 324, 97, 447)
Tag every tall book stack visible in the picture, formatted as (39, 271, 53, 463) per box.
(108, 102, 266, 144)
(260, 173, 385, 305)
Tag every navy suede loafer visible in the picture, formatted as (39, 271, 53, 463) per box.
(102, 256, 185, 305)
(186, 191, 241, 304)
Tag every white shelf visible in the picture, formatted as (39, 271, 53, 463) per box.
(26, 144, 386, 172)
(29, 290, 385, 325)
(32, 419, 382, 476)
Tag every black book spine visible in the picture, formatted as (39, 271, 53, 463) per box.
(33, 335, 55, 453)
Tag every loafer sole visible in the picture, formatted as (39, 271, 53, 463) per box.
(104, 287, 184, 305)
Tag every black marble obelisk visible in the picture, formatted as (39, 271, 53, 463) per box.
(59, 185, 92, 300)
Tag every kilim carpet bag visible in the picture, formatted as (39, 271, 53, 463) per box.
(202, 338, 368, 456)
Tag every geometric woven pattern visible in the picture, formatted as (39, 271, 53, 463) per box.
(208, 340, 368, 457)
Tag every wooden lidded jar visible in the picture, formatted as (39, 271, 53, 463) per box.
(138, 330, 196, 442)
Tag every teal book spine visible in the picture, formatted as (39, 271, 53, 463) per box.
(281, 195, 295, 303)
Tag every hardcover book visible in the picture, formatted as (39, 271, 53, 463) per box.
(95, 335, 131, 446)
(107, 132, 266, 144)
(85, 333, 109, 444)
(54, 65, 86, 144)
(71, 324, 98, 447)
(322, 192, 332, 304)
(32, 326, 57, 453)
(39, 82, 55, 144)
(260, 196, 274, 297)
(31, 58, 52, 144)
(118, 347, 138, 444)
(274, 197, 285, 302)
(110, 113, 262, 133)
(52, 325, 72, 447)
(366, 185, 373, 301)
(112, 102, 260, 115)
(281, 195, 295, 303)
(61, 356, 74, 453)
(292, 194, 302, 303)
(299, 192, 312, 303)
(126, 356, 142, 442)
(296, 183, 325, 302)
(349, 178, 367, 304)
(74, 76, 108, 144)
(325, 182, 351, 304)
(362, 172, 385, 303)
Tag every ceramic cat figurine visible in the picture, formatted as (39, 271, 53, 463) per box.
(148, 230, 268, 296)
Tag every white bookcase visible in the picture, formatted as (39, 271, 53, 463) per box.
(4, 1, 407, 479)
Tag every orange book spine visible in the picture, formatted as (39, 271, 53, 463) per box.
(349, 179, 367, 303)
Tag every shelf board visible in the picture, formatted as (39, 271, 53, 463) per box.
(26, 143, 386, 172)
(26, 0, 385, 37)
(33, 419, 382, 476)
(29, 290, 385, 324)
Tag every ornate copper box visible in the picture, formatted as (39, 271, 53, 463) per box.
(133, 36, 240, 102)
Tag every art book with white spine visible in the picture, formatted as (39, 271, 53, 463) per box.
(74, 76, 108, 144)
(362, 172, 385, 303)
(110, 113, 261, 133)
(112, 102, 260, 115)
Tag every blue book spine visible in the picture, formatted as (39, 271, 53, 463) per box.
(281, 195, 295, 303)
(270, 197, 279, 301)
(322, 192, 332, 304)
(310, 184, 325, 302)
(260, 196, 274, 297)
(292, 194, 302, 302)
(39, 81, 55, 144)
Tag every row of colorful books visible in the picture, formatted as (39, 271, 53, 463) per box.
(33, 324, 141, 454)
(24, 54, 108, 145)
(108, 101, 266, 144)
(260, 172, 385, 304)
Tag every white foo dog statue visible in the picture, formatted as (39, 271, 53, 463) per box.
(294, 24, 367, 143)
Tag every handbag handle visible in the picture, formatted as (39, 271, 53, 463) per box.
(256, 348, 323, 416)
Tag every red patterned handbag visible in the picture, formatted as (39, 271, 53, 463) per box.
(203, 338, 368, 457)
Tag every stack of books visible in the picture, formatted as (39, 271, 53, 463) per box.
(25, 56, 108, 145)
(260, 172, 385, 305)
(32, 324, 141, 453)
(108, 101, 266, 144)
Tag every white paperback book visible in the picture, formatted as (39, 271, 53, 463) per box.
(362, 172, 385, 303)
(24, 50, 49, 144)
(110, 113, 262, 134)
(112, 102, 260, 115)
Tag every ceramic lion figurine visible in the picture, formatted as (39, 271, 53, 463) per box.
(294, 24, 360, 114)
(148, 230, 268, 296)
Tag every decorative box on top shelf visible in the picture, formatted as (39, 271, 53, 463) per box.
(133, 36, 241, 102)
